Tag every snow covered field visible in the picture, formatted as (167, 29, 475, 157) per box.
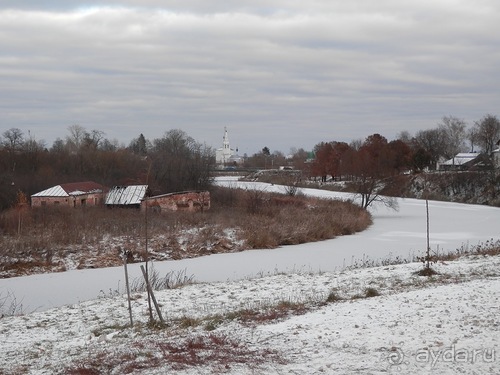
(0, 178, 499, 374)
(1, 253, 499, 374)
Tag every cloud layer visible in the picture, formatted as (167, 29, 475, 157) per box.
(1, 1, 499, 154)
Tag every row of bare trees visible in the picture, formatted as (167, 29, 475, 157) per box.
(240, 115, 500, 172)
(399, 114, 500, 168)
(1, 114, 498, 210)
(311, 115, 499, 180)
(309, 114, 499, 208)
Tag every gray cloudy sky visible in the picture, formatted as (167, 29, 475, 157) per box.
(1, 1, 499, 155)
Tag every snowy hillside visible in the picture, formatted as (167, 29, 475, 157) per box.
(1, 254, 499, 374)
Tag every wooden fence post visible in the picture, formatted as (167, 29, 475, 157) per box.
(122, 250, 133, 327)
(140, 265, 165, 324)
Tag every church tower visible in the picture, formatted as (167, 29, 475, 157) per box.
(222, 127, 230, 154)
(215, 127, 234, 166)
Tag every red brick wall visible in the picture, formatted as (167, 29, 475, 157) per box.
(141, 191, 210, 212)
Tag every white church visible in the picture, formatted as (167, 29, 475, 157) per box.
(215, 127, 243, 168)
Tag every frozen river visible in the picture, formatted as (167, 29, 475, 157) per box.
(1, 178, 499, 313)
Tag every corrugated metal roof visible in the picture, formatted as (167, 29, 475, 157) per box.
(105, 185, 148, 205)
(441, 153, 479, 166)
(32, 181, 105, 197)
(32, 185, 68, 197)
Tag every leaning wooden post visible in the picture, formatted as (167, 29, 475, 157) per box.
(140, 265, 165, 324)
(425, 174, 431, 270)
(122, 249, 133, 327)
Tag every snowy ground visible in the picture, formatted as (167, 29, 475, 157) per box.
(1, 254, 499, 374)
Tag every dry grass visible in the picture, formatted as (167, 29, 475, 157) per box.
(0, 185, 372, 278)
(222, 300, 308, 326)
(65, 332, 283, 374)
(65, 297, 307, 374)
(212, 186, 372, 248)
(434, 238, 500, 260)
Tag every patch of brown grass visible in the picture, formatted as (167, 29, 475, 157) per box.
(415, 267, 440, 277)
(65, 333, 283, 374)
(224, 300, 308, 326)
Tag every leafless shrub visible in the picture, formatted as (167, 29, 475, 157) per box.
(244, 186, 269, 214)
(364, 287, 381, 297)
(131, 268, 195, 292)
(209, 182, 241, 208)
(415, 267, 439, 277)
(326, 290, 344, 303)
(0, 291, 24, 317)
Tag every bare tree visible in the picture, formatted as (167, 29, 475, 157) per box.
(151, 129, 214, 193)
(467, 126, 479, 153)
(349, 134, 399, 210)
(66, 124, 86, 152)
(473, 114, 500, 155)
(2, 128, 25, 172)
(50, 138, 65, 153)
(2, 128, 24, 151)
(83, 129, 105, 150)
(22, 133, 46, 172)
(413, 128, 447, 169)
(396, 130, 413, 144)
(289, 147, 308, 167)
(349, 138, 363, 151)
(438, 116, 468, 158)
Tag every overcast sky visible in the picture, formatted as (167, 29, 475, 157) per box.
(1, 1, 499, 155)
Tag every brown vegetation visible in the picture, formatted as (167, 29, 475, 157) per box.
(0, 186, 371, 278)
(66, 332, 283, 374)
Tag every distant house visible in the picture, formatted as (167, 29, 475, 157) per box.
(31, 181, 107, 207)
(105, 185, 149, 208)
(438, 153, 490, 171)
(141, 191, 210, 213)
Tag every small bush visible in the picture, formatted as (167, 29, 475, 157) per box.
(349, 288, 381, 300)
(177, 316, 201, 329)
(204, 315, 224, 331)
(415, 267, 439, 277)
(326, 290, 343, 303)
(364, 287, 380, 298)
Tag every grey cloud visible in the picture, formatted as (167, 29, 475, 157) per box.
(1, 2, 499, 154)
